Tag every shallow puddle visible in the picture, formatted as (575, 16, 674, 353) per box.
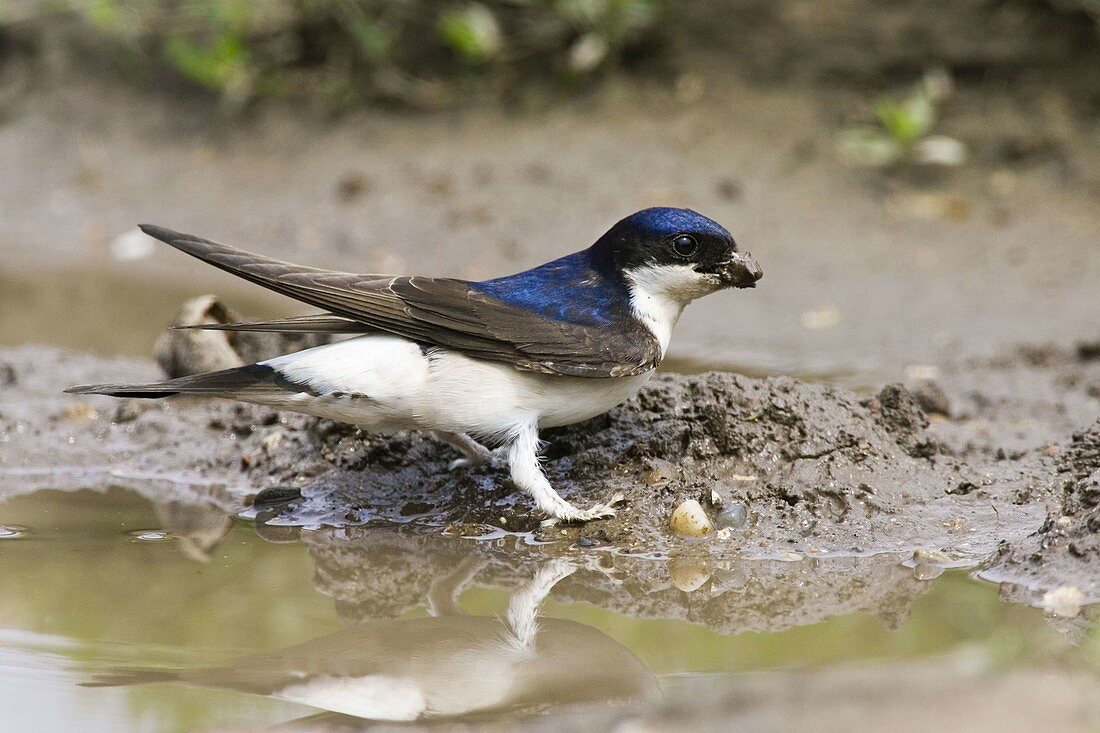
(0, 486, 1095, 732)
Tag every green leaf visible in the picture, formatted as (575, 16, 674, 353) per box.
(437, 4, 502, 64)
(162, 33, 248, 91)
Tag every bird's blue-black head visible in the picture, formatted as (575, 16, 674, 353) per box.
(591, 207, 762, 288)
(472, 207, 761, 328)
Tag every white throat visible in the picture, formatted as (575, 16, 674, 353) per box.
(625, 264, 714, 356)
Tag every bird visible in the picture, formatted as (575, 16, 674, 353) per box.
(67, 207, 762, 523)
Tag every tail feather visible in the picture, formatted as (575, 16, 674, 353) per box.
(65, 385, 179, 398)
(65, 363, 308, 399)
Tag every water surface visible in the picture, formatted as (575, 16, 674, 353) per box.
(0, 485, 1095, 732)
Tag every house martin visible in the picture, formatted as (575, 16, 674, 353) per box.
(67, 207, 762, 522)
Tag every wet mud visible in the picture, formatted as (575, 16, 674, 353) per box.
(3, 322, 1096, 613)
(986, 417, 1100, 601)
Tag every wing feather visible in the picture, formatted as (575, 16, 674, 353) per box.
(140, 225, 660, 377)
(174, 313, 371, 334)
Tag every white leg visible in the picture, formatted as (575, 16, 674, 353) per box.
(506, 421, 624, 524)
(433, 431, 493, 470)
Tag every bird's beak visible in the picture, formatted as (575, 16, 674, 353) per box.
(719, 251, 763, 288)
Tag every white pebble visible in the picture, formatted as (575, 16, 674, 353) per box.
(913, 135, 968, 166)
(1041, 586, 1085, 618)
(669, 499, 713, 538)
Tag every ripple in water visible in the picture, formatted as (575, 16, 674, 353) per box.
(127, 530, 171, 542)
(0, 525, 26, 539)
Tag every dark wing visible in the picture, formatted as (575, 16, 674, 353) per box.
(140, 225, 660, 378)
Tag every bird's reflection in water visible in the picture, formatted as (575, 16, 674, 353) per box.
(86, 558, 658, 722)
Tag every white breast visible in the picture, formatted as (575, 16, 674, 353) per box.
(422, 350, 653, 433)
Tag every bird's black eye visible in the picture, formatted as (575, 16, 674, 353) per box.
(671, 234, 698, 258)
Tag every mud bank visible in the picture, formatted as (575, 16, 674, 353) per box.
(986, 418, 1100, 602)
(2, 339, 1096, 608)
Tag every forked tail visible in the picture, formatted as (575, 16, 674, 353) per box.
(65, 363, 306, 399)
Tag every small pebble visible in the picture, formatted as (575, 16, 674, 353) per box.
(61, 403, 98, 423)
(910, 379, 950, 416)
(913, 135, 968, 167)
(1041, 586, 1085, 618)
(644, 460, 677, 486)
(112, 402, 141, 423)
(669, 499, 713, 537)
(716, 503, 749, 530)
(261, 432, 283, 456)
(253, 486, 302, 509)
(913, 548, 951, 564)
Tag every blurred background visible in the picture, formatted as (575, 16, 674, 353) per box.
(1, 0, 1097, 385)
(1, 3, 1099, 731)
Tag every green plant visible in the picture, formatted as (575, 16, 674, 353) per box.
(438, 3, 502, 64)
(837, 70, 968, 169)
(10, 0, 663, 108)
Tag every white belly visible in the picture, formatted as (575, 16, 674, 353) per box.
(423, 350, 652, 434)
(251, 335, 652, 438)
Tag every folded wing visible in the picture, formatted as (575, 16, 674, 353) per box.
(139, 225, 660, 378)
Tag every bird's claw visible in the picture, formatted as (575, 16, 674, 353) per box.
(541, 493, 625, 527)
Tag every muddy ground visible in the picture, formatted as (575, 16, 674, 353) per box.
(1, 329, 1097, 616)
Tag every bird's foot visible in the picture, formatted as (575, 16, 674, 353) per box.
(540, 493, 625, 527)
